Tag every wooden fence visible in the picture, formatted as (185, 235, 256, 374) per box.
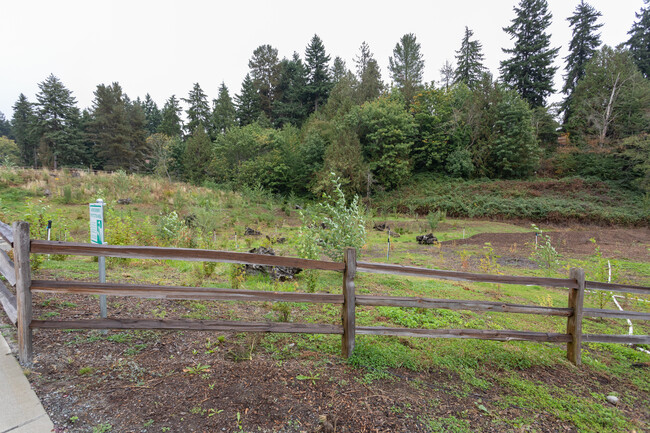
(1, 220, 649, 368)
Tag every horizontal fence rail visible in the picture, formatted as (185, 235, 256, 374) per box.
(30, 240, 345, 271)
(2, 220, 648, 368)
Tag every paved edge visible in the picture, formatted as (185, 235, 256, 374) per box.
(0, 333, 53, 433)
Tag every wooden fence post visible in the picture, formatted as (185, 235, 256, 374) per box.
(342, 247, 357, 358)
(567, 268, 585, 366)
(13, 221, 33, 366)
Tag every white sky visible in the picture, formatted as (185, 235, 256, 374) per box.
(1, 0, 645, 118)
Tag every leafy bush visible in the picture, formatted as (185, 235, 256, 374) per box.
(529, 224, 560, 269)
(426, 209, 446, 231)
(157, 211, 183, 241)
(298, 174, 366, 262)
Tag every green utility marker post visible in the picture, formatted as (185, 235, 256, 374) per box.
(89, 199, 107, 323)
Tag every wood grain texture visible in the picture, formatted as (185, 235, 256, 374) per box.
(0, 279, 17, 324)
(567, 268, 585, 366)
(0, 249, 16, 286)
(30, 318, 343, 334)
(0, 221, 13, 246)
(30, 240, 344, 271)
(30, 280, 344, 304)
(342, 248, 356, 358)
(357, 261, 577, 288)
(356, 295, 572, 316)
(582, 334, 650, 344)
(13, 221, 32, 366)
(583, 308, 650, 321)
(356, 326, 572, 342)
(585, 280, 650, 296)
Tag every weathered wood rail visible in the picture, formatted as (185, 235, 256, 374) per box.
(3, 220, 649, 368)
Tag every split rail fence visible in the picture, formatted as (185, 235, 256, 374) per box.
(1, 220, 649, 368)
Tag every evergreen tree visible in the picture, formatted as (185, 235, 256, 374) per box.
(562, 1, 602, 122)
(355, 42, 383, 103)
(183, 125, 213, 184)
(236, 73, 262, 126)
(0, 112, 11, 138)
(388, 33, 425, 106)
(500, 0, 559, 108)
(158, 95, 183, 137)
(454, 27, 486, 87)
(439, 60, 455, 90)
(182, 83, 210, 135)
(626, 1, 650, 79)
(211, 82, 237, 135)
(332, 57, 348, 83)
(126, 98, 150, 171)
(273, 53, 308, 127)
(89, 82, 132, 170)
(142, 94, 162, 135)
(305, 34, 332, 113)
(248, 45, 280, 120)
(11, 94, 38, 167)
(34, 74, 83, 169)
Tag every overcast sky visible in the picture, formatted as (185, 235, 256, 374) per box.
(1, 0, 646, 118)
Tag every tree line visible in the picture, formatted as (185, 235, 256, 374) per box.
(1, 0, 649, 196)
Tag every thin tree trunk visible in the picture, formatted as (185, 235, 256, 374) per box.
(599, 72, 620, 147)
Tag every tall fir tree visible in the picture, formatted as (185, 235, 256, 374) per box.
(388, 33, 425, 106)
(142, 94, 162, 135)
(273, 53, 309, 127)
(355, 42, 384, 103)
(158, 95, 183, 137)
(183, 125, 213, 185)
(454, 27, 486, 87)
(211, 82, 237, 136)
(11, 94, 38, 167)
(562, 1, 603, 122)
(182, 83, 210, 135)
(34, 74, 83, 169)
(332, 57, 348, 83)
(89, 82, 132, 170)
(626, 1, 650, 79)
(305, 34, 332, 113)
(500, 0, 559, 108)
(248, 45, 280, 120)
(236, 73, 262, 126)
(125, 98, 150, 171)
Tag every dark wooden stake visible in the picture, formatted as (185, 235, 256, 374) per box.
(567, 268, 585, 366)
(13, 221, 33, 366)
(342, 248, 357, 358)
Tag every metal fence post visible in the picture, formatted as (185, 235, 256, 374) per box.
(567, 268, 585, 366)
(342, 248, 357, 358)
(13, 221, 33, 366)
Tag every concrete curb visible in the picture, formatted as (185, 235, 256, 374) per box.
(0, 333, 53, 433)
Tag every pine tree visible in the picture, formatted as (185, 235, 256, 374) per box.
(89, 82, 132, 170)
(125, 98, 150, 171)
(183, 126, 213, 184)
(248, 45, 280, 120)
(626, 1, 650, 79)
(332, 57, 348, 83)
(34, 74, 83, 169)
(182, 83, 210, 135)
(305, 34, 332, 113)
(142, 94, 162, 135)
(273, 53, 308, 127)
(439, 60, 455, 90)
(11, 94, 38, 167)
(500, 0, 559, 108)
(236, 73, 262, 126)
(355, 42, 384, 103)
(211, 82, 237, 135)
(158, 95, 183, 137)
(388, 33, 425, 106)
(454, 27, 486, 87)
(562, 1, 603, 122)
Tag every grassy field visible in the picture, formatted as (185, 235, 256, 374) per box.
(0, 167, 649, 432)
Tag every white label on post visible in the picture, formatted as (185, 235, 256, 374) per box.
(89, 203, 104, 245)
